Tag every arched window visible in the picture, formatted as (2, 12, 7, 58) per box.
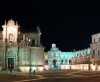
(53, 59, 57, 65)
(9, 33, 14, 42)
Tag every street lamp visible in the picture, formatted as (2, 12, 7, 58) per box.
(5, 22, 7, 70)
(17, 32, 20, 71)
(87, 49, 91, 71)
(29, 39, 32, 76)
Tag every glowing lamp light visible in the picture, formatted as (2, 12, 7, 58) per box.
(29, 39, 31, 42)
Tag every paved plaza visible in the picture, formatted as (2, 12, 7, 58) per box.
(0, 70, 100, 82)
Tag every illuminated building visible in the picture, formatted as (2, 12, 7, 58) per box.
(0, 19, 44, 72)
(47, 33, 100, 71)
(48, 44, 91, 70)
(90, 33, 100, 67)
(48, 44, 62, 70)
(0, 19, 99, 72)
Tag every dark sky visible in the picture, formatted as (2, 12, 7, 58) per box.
(0, 1, 100, 51)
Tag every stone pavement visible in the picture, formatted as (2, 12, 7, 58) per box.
(0, 70, 82, 75)
(1, 70, 100, 82)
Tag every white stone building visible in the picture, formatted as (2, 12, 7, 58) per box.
(0, 19, 44, 72)
(48, 44, 91, 70)
(90, 33, 100, 65)
(48, 44, 62, 70)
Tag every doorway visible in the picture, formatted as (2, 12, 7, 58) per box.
(53, 59, 57, 68)
(8, 58, 14, 70)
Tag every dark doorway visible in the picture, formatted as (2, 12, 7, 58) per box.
(53, 59, 57, 68)
(8, 58, 14, 70)
(31, 40, 35, 46)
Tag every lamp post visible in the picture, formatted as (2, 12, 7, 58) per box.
(88, 55, 91, 71)
(17, 32, 20, 71)
(88, 49, 91, 72)
(5, 24, 7, 70)
(29, 39, 32, 76)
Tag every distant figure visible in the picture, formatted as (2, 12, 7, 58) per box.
(9, 64, 13, 72)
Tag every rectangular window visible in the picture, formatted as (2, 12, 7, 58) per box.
(98, 50, 100, 56)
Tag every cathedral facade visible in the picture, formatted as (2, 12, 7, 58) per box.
(0, 19, 44, 72)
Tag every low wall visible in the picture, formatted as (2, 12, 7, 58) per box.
(19, 66, 44, 73)
(61, 64, 100, 71)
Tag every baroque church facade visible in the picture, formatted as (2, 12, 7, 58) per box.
(0, 19, 44, 72)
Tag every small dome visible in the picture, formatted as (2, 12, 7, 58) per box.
(7, 19, 15, 26)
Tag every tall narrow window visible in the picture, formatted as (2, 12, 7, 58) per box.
(93, 50, 95, 55)
(94, 39, 95, 43)
(31, 40, 35, 46)
(98, 50, 100, 56)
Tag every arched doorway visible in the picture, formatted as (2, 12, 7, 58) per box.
(53, 59, 57, 68)
(7, 58, 14, 71)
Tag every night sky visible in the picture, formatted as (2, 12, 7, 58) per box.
(0, 1, 100, 51)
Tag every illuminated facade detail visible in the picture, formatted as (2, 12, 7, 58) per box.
(90, 33, 100, 66)
(48, 44, 61, 70)
(2, 19, 19, 43)
(48, 44, 91, 70)
(70, 48, 91, 65)
(0, 19, 44, 72)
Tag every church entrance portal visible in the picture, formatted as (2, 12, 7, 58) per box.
(7, 58, 14, 71)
